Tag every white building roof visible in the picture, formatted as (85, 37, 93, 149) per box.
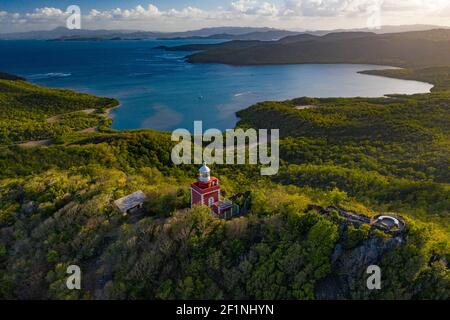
(114, 190, 146, 213)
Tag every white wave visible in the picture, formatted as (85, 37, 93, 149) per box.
(128, 72, 153, 77)
(155, 54, 184, 60)
(234, 91, 253, 97)
(27, 72, 71, 80)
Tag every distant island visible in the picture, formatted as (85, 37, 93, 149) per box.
(0, 26, 292, 41)
(161, 29, 450, 68)
(1, 24, 449, 41)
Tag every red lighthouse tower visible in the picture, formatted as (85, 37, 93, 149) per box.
(190, 162, 233, 218)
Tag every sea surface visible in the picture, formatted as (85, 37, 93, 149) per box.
(0, 39, 433, 132)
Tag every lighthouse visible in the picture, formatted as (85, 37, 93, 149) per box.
(190, 161, 234, 218)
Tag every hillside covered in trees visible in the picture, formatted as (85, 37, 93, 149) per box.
(0, 73, 118, 145)
(0, 63, 449, 299)
(164, 29, 450, 67)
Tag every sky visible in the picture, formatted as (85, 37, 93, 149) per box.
(0, 0, 449, 33)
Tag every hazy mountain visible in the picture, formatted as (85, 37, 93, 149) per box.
(165, 27, 279, 37)
(351, 24, 450, 34)
(157, 25, 449, 41)
(158, 30, 300, 41)
(300, 24, 450, 36)
(2, 24, 447, 41)
(0, 27, 142, 40)
(157, 24, 450, 41)
(0, 26, 287, 41)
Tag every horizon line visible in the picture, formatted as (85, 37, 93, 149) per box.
(1, 23, 450, 35)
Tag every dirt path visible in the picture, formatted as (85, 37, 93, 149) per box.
(80, 127, 97, 133)
(295, 105, 317, 110)
(76, 106, 118, 134)
(46, 108, 96, 123)
(18, 139, 54, 148)
(17, 106, 120, 148)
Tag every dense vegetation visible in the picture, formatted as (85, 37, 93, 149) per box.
(360, 66, 450, 92)
(0, 136, 448, 299)
(236, 66, 450, 222)
(0, 60, 449, 299)
(0, 79, 118, 144)
(165, 29, 450, 67)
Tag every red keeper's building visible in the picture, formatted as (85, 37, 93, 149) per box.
(191, 162, 234, 219)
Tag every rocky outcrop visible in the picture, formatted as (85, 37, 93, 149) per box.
(20, 201, 38, 215)
(316, 236, 404, 299)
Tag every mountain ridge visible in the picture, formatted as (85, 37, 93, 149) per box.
(1, 24, 448, 41)
(177, 29, 450, 68)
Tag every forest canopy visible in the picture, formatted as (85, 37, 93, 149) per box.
(0, 63, 449, 299)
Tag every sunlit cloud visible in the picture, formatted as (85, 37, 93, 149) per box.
(0, 1, 449, 33)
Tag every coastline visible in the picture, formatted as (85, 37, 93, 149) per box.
(98, 65, 434, 133)
(5, 62, 437, 136)
(104, 103, 121, 120)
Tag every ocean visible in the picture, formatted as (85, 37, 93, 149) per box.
(0, 39, 433, 132)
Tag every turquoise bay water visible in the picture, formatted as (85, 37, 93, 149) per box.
(0, 40, 433, 132)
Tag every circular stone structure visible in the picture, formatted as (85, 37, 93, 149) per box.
(371, 213, 406, 234)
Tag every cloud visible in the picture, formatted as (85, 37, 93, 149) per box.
(231, 0, 279, 16)
(283, 0, 450, 17)
(25, 7, 66, 19)
(382, 0, 444, 12)
(94, 4, 161, 19)
(0, 1, 449, 33)
(84, 4, 213, 23)
(166, 6, 207, 19)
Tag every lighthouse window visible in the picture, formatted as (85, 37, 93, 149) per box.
(208, 197, 214, 206)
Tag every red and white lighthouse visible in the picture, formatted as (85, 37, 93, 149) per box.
(190, 162, 233, 218)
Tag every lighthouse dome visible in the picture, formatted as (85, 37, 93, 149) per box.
(198, 161, 211, 182)
(199, 161, 210, 173)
